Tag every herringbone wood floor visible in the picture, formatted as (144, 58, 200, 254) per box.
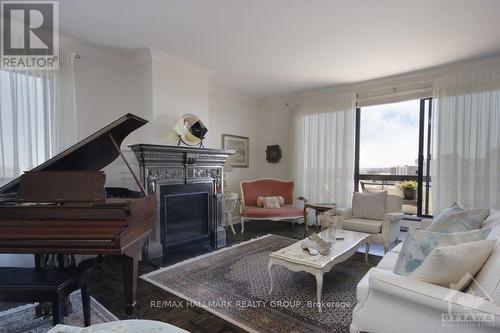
(0, 221, 386, 333)
(88, 221, 310, 333)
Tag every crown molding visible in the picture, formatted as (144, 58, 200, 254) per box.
(209, 83, 261, 106)
(149, 48, 215, 78)
(60, 35, 133, 67)
(128, 48, 152, 67)
(279, 53, 500, 104)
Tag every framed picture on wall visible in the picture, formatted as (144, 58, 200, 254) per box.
(222, 134, 249, 168)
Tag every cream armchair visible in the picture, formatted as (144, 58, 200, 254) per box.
(337, 194, 404, 255)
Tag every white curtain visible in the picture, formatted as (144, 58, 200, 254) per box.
(432, 68, 500, 213)
(0, 49, 77, 186)
(292, 93, 356, 208)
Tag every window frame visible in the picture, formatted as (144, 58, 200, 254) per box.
(354, 97, 433, 217)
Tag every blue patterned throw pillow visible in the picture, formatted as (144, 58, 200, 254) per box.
(427, 202, 490, 233)
(393, 228, 491, 276)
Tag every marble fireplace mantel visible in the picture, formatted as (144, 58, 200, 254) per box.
(130, 144, 234, 259)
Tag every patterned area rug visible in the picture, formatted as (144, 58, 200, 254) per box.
(142, 234, 376, 333)
(0, 291, 118, 333)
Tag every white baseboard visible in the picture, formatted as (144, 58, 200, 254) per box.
(146, 241, 163, 258)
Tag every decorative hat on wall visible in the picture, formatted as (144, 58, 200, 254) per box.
(174, 113, 207, 148)
(266, 145, 282, 163)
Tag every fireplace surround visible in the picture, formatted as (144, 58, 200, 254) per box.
(130, 144, 233, 259)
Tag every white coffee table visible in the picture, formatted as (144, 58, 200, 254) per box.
(268, 229, 369, 312)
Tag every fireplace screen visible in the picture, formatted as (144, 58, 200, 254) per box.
(159, 182, 212, 253)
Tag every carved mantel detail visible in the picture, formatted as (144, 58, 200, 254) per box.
(146, 168, 184, 193)
(194, 167, 222, 193)
(130, 144, 234, 256)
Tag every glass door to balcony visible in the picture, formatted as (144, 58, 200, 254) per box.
(354, 98, 433, 217)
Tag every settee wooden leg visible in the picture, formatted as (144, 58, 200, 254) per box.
(241, 218, 245, 234)
(304, 207, 309, 232)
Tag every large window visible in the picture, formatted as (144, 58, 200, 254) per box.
(354, 98, 433, 217)
(0, 70, 51, 187)
(0, 53, 76, 188)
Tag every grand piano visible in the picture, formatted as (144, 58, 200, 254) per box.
(0, 113, 156, 315)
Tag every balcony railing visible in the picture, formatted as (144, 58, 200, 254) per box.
(356, 174, 432, 216)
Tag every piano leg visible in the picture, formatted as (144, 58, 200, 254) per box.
(118, 254, 139, 316)
(34, 254, 44, 268)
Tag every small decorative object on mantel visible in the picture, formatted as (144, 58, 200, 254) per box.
(222, 134, 249, 168)
(266, 145, 282, 163)
(174, 113, 207, 148)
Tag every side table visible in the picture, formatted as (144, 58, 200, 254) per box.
(303, 202, 336, 233)
(223, 192, 239, 234)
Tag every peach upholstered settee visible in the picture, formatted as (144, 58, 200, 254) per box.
(239, 178, 303, 234)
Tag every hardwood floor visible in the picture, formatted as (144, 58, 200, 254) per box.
(87, 221, 391, 332)
(88, 259, 242, 333)
(0, 221, 389, 332)
(88, 221, 309, 333)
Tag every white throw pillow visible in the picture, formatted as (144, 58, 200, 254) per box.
(409, 240, 496, 290)
(467, 239, 500, 304)
(352, 191, 387, 221)
(257, 196, 284, 208)
(393, 228, 491, 276)
(427, 202, 490, 233)
(263, 197, 281, 209)
(482, 209, 500, 232)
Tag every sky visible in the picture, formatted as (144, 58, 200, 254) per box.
(360, 99, 420, 168)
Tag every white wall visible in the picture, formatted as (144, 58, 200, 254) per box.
(151, 51, 211, 144)
(207, 88, 293, 189)
(130, 58, 153, 143)
(255, 99, 292, 180)
(208, 88, 261, 193)
(61, 36, 135, 140)
(73, 56, 133, 140)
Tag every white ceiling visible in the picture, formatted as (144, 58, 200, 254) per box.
(60, 0, 500, 99)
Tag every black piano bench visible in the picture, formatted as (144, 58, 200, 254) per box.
(0, 267, 92, 327)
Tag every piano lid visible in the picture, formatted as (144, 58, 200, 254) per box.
(0, 113, 148, 194)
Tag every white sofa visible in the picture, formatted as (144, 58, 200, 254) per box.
(351, 211, 500, 333)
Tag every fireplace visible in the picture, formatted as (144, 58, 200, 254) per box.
(160, 182, 212, 255)
(130, 144, 233, 259)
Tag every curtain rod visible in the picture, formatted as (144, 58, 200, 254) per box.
(285, 83, 432, 106)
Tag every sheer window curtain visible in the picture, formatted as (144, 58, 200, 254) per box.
(292, 93, 356, 210)
(0, 49, 77, 186)
(432, 68, 500, 213)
